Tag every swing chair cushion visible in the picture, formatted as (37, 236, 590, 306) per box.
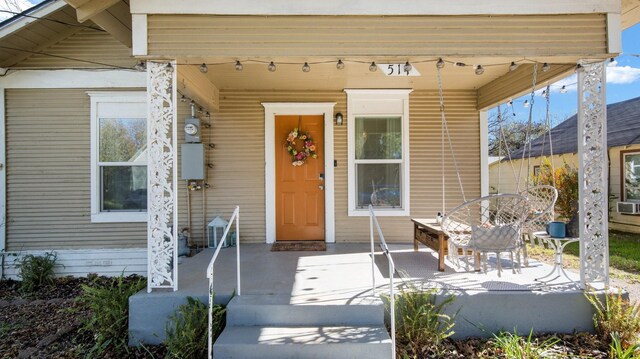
(441, 194, 530, 252)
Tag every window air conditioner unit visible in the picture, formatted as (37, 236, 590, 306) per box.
(617, 201, 640, 214)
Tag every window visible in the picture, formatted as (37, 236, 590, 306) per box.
(346, 89, 411, 216)
(623, 152, 640, 202)
(89, 92, 147, 222)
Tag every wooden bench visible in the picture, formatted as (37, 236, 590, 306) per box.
(411, 218, 447, 271)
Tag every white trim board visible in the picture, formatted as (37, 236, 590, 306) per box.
(0, 0, 67, 39)
(131, 0, 619, 15)
(480, 110, 489, 197)
(1, 248, 147, 279)
(0, 69, 146, 89)
(262, 102, 336, 244)
(0, 89, 5, 255)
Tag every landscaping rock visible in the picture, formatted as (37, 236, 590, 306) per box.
(36, 334, 57, 348)
(17, 347, 37, 359)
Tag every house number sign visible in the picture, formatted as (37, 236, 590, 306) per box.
(378, 63, 421, 77)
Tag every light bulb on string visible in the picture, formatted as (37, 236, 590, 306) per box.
(475, 65, 484, 75)
(268, 61, 277, 72)
(436, 58, 445, 69)
(336, 59, 345, 70)
(454, 62, 466, 67)
(369, 62, 378, 72)
(509, 61, 518, 71)
(523, 100, 529, 108)
(180, 95, 187, 103)
(235, 60, 243, 71)
(302, 62, 311, 72)
(403, 61, 412, 73)
(134, 61, 146, 71)
(199, 63, 208, 73)
(166, 62, 174, 73)
(560, 85, 568, 93)
(542, 62, 550, 72)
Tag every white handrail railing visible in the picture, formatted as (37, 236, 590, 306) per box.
(369, 205, 396, 359)
(207, 206, 240, 359)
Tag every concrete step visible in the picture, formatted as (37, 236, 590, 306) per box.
(213, 325, 392, 359)
(226, 294, 385, 326)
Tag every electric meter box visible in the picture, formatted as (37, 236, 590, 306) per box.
(181, 143, 206, 180)
(184, 117, 201, 143)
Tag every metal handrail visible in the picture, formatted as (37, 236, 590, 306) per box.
(207, 206, 240, 359)
(369, 205, 396, 359)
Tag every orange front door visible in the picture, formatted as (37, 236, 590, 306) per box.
(275, 115, 325, 241)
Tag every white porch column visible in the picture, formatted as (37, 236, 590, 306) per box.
(147, 60, 179, 292)
(577, 60, 609, 289)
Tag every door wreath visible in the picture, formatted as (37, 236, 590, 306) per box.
(286, 128, 317, 166)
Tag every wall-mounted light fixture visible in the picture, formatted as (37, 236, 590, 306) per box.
(335, 112, 344, 126)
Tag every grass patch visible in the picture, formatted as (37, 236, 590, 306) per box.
(528, 230, 640, 282)
(490, 330, 559, 359)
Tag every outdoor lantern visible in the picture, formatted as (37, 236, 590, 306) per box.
(207, 216, 236, 248)
(335, 112, 343, 126)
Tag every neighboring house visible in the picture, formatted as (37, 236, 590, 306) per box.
(489, 96, 640, 233)
(0, 0, 635, 293)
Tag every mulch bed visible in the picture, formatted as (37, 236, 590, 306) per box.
(0, 275, 166, 359)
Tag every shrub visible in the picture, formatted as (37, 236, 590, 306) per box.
(77, 274, 146, 356)
(165, 295, 226, 358)
(491, 329, 559, 359)
(15, 252, 57, 293)
(390, 283, 456, 357)
(533, 159, 579, 220)
(587, 291, 640, 351)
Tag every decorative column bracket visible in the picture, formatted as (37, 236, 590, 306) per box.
(578, 60, 609, 289)
(147, 60, 179, 292)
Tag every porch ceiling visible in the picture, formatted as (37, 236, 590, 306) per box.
(182, 56, 579, 92)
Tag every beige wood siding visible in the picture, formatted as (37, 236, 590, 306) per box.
(192, 89, 479, 243)
(609, 144, 640, 233)
(15, 28, 135, 69)
(147, 14, 607, 58)
(5, 89, 146, 250)
(488, 154, 578, 195)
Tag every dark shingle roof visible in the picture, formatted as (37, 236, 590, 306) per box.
(510, 96, 640, 158)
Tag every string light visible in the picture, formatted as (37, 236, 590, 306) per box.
(403, 61, 413, 73)
(268, 61, 277, 72)
(542, 62, 550, 72)
(199, 63, 208, 73)
(560, 85, 568, 93)
(475, 65, 485, 75)
(180, 95, 187, 102)
(336, 59, 345, 70)
(523, 100, 529, 108)
(436, 58, 445, 69)
(134, 61, 146, 71)
(576, 64, 583, 70)
(235, 60, 243, 71)
(302, 62, 311, 72)
(454, 62, 466, 67)
(166, 62, 174, 73)
(369, 62, 377, 72)
(509, 61, 519, 71)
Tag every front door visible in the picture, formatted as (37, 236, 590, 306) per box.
(275, 115, 325, 241)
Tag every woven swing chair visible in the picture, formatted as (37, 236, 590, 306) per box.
(435, 62, 547, 276)
(519, 185, 558, 266)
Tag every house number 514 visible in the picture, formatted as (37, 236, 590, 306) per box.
(379, 63, 421, 77)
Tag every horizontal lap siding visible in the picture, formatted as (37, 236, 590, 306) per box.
(5, 89, 146, 250)
(16, 29, 135, 69)
(147, 14, 607, 57)
(210, 90, 479, 243)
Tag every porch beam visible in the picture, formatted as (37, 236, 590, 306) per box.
(89, 11, 132, 48)
(177, 65, 220, 111)
(477, 63, 575, 110)
(131, 0, 619, 16)
(577, 60, 609, 289)
(146, 60, 179, 292)
(65, 0, 120, 23)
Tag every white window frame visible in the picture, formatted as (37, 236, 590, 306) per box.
(89, 91, 148, 223)
(346, 89, 412, 216)
(623, 151, 640, 203)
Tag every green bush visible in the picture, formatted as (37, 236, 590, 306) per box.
(587, 291, 640, 351)
(533, 160, 579, 220)
(77, 274, 146, 356)
(165, 296, 226, 359)
(491, 329, 559, 359)
(15, 252, 57, 293)
(390, 283, 456, 357)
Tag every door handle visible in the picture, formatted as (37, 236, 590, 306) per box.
(319, 185, 324, 190)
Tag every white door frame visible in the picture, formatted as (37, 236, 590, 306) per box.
(262, 103, 336, 244)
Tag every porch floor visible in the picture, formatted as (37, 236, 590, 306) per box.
(130, 242, 599, 344)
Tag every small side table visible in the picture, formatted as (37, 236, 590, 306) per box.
(532, 231, 581, 287)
